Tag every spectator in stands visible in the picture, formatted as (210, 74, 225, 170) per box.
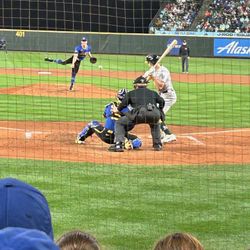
(57, 230, 100, 250)
(235, 26, 241, 33)
(153, 232, 204, 250)
(0, 177, 54, 239)
(0, 227, 59, 250)
(179, 40, 190, 73)
(196, 0, 250, 33)
(150, 0, 201, 33)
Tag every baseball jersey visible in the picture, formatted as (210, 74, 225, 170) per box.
(103, 103, 130, 131)
(154, 66, 175, 94)
(154, 66, 177, 113)
(74, 44, 92, 61)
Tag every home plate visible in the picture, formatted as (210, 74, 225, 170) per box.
(38, 71, 52, 75)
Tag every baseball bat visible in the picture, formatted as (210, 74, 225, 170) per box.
(154, 39, 178, 67)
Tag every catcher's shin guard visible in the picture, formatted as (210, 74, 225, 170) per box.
(77, 123, 93, 141)
(89, 120, 100, 128)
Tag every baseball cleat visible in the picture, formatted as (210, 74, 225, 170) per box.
(153, 145, 162, 151)
(161, 134, 177, 144)
(108, 143, 124, 152)
(75, 139, 85, 144)
(69, 84, 74, 91)
(75, 135, 85, 144)
(44, 57, 54, 62)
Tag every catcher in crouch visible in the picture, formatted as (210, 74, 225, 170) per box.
(75, 89, 142, 150)
(44, 36, 97, 91)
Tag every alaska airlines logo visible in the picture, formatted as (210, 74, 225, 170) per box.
(217, 41, 250, 55)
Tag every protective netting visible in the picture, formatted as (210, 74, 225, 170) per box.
(0, 1, 250, 250)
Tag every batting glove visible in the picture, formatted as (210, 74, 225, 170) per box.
(143, 67, 156, 78)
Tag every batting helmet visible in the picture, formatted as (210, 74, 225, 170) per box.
(117, 88, 128, 101)
(133, 76, 149, 85)
(145, 54, 160, 65)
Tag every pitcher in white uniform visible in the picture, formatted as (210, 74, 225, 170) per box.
(143, 54, 177, 143)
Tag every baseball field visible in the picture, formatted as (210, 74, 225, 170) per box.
(0, 51, 250, 249)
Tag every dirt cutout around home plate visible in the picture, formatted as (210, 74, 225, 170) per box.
(0, 121, 250, 165)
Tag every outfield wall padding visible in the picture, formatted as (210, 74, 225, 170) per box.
(1, 30, 213, 57)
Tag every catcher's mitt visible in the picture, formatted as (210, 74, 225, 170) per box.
(90, 57, 97, 64)
(124, 138, 133, 150)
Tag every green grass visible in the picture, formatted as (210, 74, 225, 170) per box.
(1, 158, 250, 250)
(0, 81, 249, 127)
(0, 74, 130, 90)
(0, 95, 108, 121)
(1, 51, 250, 75)
(1, 52, 249, 127)
(0, 52, 249, 126)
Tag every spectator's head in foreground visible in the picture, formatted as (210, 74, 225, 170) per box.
(154, 232, 204, 250)
(0, 177, 54, 239)
(57, 230, 101, 250)
(0, 227, 59, 250)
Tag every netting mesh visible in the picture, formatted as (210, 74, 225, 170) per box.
(0, 1, 250, 250)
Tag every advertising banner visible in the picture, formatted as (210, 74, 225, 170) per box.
(214, 38, 250, 58)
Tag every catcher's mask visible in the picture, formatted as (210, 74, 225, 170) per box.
(116, 88, 128, 102)
(133, 76, 149, 87)
(145, 54, 160, 65)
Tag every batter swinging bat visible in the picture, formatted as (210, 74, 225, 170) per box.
(154, 39, 178, 67)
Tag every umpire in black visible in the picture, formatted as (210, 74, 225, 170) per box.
(179, 39, 190, 73)
(109, 76, 165, 152)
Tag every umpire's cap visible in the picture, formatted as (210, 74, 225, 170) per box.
(133, 76, 149, 85)
(145, 54, 160, 65)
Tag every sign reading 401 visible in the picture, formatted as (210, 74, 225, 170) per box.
(16, 31, 25, 37)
